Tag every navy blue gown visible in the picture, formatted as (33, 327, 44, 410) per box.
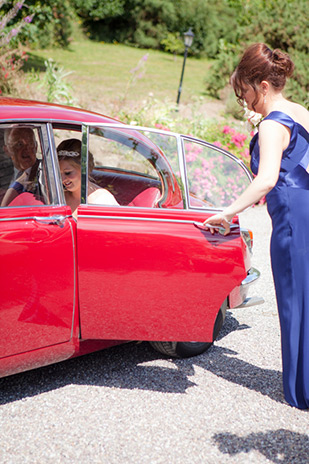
(250, 111, 309, 409)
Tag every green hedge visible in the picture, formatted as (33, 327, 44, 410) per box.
(205, 0, 309, 107)
(3, 0, 308, 106)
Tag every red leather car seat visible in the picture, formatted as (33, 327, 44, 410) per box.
(128, 187, 160, 207)
(9, 192, 44, 207)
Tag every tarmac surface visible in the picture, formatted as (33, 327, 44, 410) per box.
(0, 205, 308, 463)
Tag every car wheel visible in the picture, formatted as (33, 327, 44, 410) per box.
(149, 299, 227, 358)
(149, 340, 212, 358)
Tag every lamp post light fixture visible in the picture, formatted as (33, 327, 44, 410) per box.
(176, 28, 194, 105)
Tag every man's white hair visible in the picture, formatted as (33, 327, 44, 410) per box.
(4, 125, 36, 145)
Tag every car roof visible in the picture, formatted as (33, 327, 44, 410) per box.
(0, 97, 182, 206)
(0, 97, 120, 125)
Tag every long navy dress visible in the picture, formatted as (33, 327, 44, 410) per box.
(250, 111, 309, 409)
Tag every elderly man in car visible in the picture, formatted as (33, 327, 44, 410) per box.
(4, 126, 39, 179)
(1, 126, 41, 206)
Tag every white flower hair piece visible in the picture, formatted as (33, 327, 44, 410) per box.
(57, 150, 80, 158)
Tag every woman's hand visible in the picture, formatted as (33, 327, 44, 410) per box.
(203, 213, 232, 235)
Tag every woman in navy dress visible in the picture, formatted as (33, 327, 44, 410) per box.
(204, 43, 309, 409)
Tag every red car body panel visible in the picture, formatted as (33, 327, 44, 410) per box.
(77, 206, 246, 341)
(0, 97, 118, 124)
(0, 97, 257, 378)
(0, 205, 75, 355)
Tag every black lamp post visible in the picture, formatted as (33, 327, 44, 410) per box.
(176, 28, 194, 105)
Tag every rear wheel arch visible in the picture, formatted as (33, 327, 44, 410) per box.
(149, 299, 227, 358)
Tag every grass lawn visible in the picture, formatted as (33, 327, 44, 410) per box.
(25, 36, 212, 108)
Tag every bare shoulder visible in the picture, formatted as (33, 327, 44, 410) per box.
(293, 104, 309, 132)
(280, 101, 309, 131)
(259, 118, 290, 151)
(259, 118, 286, 136)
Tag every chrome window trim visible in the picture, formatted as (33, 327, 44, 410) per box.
(0, 121, 65, 207)
(39, 124, 56, 204)
(77, 214, 221, 225)
(0, 120, 252, 212)
(180, 134, 253, 211)
(81, 125, 89, 204)
(0, 204, 57, 211)
(45, 122, 66, 204)
(176, 133, 187, 208)
(83, 124, 253, 210)
(0, 118, 86, 125)
(0, 214, 72, 223)
(68, 218, 77, 339)
(85, 124, 175, 208)
(181, 134, 253, 182)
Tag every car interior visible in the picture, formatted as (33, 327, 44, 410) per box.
(0, 123, 167, 209)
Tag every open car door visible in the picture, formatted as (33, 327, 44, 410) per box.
(76, 125, 252, 343)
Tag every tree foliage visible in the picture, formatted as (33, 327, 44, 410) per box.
(71, 0, 238, 58)
(205, 0, 309, 106)
(71, 0, 125, 21)
(2, 0, 74, 48)
(0, 0, 33, 94)
(2, 0, 308, 105)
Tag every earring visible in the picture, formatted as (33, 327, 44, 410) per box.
(264, 95, 267, 104)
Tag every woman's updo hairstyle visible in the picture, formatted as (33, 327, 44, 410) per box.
(230, 43, 294, 110)
(57, 138, 95, 172)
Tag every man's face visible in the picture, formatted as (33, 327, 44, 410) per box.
(5, 128, 37, 171)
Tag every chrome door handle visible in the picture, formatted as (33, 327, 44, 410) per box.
(34, 215, 67, 227)
(193, 221, 238, 234)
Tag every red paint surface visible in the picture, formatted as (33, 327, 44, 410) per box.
(77, 206, 246, 342)
(0, 97, 252, 378)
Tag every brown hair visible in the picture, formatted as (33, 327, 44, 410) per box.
(230, 43, 294, 110)
(57, 138, 94, 172)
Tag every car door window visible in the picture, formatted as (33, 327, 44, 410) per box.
(87, 126, 164, 207)
(0, 124, 57, 207)
(182, 138, 252, 208)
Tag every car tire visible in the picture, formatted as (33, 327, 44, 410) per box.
(149, 299, 227, 358)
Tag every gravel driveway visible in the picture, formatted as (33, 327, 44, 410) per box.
(0, 205, 308, 464)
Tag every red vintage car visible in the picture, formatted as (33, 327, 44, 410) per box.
(0, 97, 262, 378)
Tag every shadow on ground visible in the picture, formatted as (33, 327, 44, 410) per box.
(0, 312, 285, 407)
(22, 53, 47, 73)
(213, 429, 309, 464)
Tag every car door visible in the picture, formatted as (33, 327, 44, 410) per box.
(76, 124, 251, 343)
(0, 123, 76, 359)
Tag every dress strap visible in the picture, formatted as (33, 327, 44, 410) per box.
(264, 111, 295, 130)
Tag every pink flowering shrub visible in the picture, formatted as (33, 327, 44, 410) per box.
(0, 0, 33, 95)
(116, 95, 266, 206)
(146, 127, 251, 208)
(183, 140, 250, 207)
(175, 124, 252, 206)
(208, 124, 250, 168)
(155, 123, 171, 132)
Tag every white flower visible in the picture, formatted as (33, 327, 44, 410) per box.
(243, 104, 262, 133)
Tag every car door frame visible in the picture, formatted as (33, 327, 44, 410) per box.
(0, 121, 77, 364)
(75, 123, 250, 343)
(179, 133, 253, 209)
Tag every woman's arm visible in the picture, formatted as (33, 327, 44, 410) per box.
(203, 119, 289, 234)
